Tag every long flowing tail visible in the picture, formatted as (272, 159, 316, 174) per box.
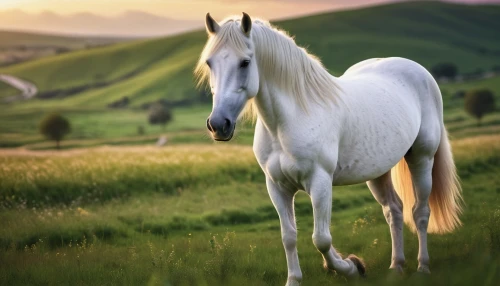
(391, 128, 463, 234)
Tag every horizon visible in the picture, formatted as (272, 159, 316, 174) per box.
(0, 0, 499, 37)
(1, 0, 500, 19)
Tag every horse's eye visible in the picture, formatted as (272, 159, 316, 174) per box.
(240, 59, 250, 68)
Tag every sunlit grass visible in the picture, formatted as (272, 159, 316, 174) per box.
(0, 135, 499, 285)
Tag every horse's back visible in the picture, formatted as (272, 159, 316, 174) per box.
(341, 57, 442, 121)
(346, 57, 444, 145)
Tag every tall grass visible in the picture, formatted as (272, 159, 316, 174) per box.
(0, 145, 262, 208)
(0, 135, 499, 285)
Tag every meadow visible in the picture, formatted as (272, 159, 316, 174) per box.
(0, 134, 499, 285)
(0, 1, 499, 285)
(1, 73, 499, 149)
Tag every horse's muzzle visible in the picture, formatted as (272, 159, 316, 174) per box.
(207, 116, 235, 141)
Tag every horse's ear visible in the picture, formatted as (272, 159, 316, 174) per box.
(241, 12, 252, 36)
(205, 13, 220, 35)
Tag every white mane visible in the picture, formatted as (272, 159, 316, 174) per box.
(195, 16, 341, 118)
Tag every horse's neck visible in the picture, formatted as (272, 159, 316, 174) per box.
(254, 80, 330, 135)
(253, 80, 290, 131)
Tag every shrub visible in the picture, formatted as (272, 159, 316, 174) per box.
(107, 96, 130, 108)
(464, 89, 496, 126)
(137, 125, 145, 135)
(148, 102, 173, 130)
(431, 62, 458, 80)
(39, 113, 71, 149)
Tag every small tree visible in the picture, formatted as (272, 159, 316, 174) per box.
(431, 63, 458, 80)
(464, 89, 496, 126)
(39, 113, 71, 149)
(148, 102, 172, 130)
(137, 125, 145, 135)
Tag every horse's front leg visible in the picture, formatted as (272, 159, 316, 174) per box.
(308, 168, 366, 278)
(266, 178, 302, 286)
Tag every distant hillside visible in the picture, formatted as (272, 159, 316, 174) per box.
(1, 1, 499, 109)
(0, 10, 201, 37)
(278, 1, 500, 75)
(0, 30, 129, 48)
(0, 30, 131, 66)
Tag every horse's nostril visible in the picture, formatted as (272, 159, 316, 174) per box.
(206, 118, 214, 132)
(223, 118, 231, 133)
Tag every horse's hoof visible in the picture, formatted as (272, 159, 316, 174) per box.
(417, 265, 431, 274)
(285, 279, 301, 286)
(347, 254, 366, 278)
(388, 265, 404, 275)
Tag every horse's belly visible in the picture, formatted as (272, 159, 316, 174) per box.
(332, 142, 409, 185)
(332, 68, 422, 185)
(332, 154, 401, 186)
(332, 116, 418, 185)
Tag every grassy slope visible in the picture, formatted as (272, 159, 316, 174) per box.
(0, 31, 204, 108)
(1, 1, 499, 109)
(280, 2, 500, 74)
(0, 81, 19, 98)
(0, 1, 499, 148)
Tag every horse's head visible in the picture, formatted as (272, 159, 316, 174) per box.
(196, 13, 259, 141)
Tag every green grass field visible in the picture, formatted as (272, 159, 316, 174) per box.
(0, 135, 499, 285)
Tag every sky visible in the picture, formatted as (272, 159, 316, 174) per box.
(1, 0, 499, 21)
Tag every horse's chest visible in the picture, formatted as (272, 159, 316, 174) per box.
(259, 150, 315, 190)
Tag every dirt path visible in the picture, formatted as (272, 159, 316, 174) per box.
(0, 74, 38, 102)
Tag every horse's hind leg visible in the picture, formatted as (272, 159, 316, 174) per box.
(309, 169, 365, 278)
(405, 124, 440, 273)
(367, 172, 405, 273)
(406, 152, 435, 273)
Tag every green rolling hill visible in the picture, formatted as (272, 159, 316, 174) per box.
(1, 1, 499, 109)
(0, 1, 499, 147)
(0, 31, 204, 109)
(0, 30, 131, 67)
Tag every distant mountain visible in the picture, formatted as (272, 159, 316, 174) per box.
(0, 9, 202, 37)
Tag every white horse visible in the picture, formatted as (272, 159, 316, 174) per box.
(196, 13, 463, 285)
